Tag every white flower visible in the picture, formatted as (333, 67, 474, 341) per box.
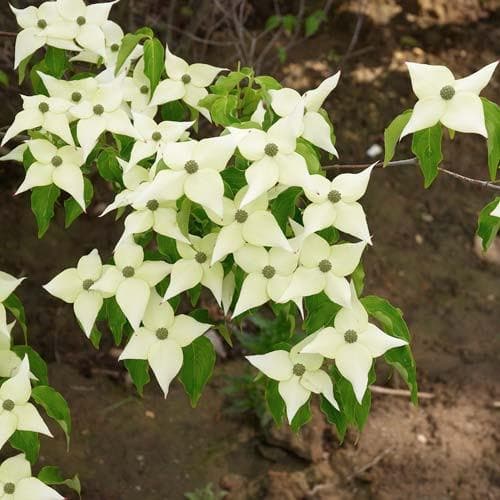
(122, 59, 158, 118)
(71, 79, 137, 160)
(127, 112, 193, 171)
(280, 233, 366, 308)
(138, 134, 239, 217)
(0, 272, 25, 339)
(401, 61, 498, 138)
(302, 164, 374, 242)
(2, 95, 73, 146)
(229, 108, 311, 207)
(43, 249, 111, 337)
(0, 324, 20, 379)
(11, 2, 80, 69)
(491, 200, 500, 218)
(246, 335, 338, 423)
(206, 188, 291, 264)
(0, 453, 63, 500)
(91, 242, 171, 329)
(46, 0, 119, 58)
(0, 357, 52, 449)
(150, 44, 226, 120)
(163, 234, 224, 305)
(301, 283, 407, 403)
(267, 72, 340, 156)
(119, 290, 211, 397)
(15, 139, 86, 210)
(232, 245, 300, 317)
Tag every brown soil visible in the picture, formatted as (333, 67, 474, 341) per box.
(0, 1, 499, 499)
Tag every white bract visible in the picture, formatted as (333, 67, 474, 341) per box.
(491, 200, 500, 218)
(119, 290, 211, 397)
(2, 95, 73, 146)
(302, 164, 374, 242)
(401, 61, 498, 138)
(16, 139, 86, 210)
(163, 234, 224, 305)
(246, 335, 338, 423)
(232, 245, 300, 317)
(11, 2, 80, 69)
(281, 233, 366, 308)
(0, 326, 20, 379)
(122, 58, 158, 118)
(0, 357, 52, 449)
(0, 453, 63, 500)
(206, 188, 291, 264)
(150, 45, 226, 120)
(0, 272, 25, 339)
(301, 283, 407, 403)
(91, 242, 171, 329)
(43, 249, 110, 337)
(267, 72, 340, 156)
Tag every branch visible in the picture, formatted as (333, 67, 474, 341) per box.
(0, 31, 16, 38)
(324, 158, 500, 192)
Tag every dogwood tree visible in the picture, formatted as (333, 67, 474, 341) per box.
(0, 0, 499, 494)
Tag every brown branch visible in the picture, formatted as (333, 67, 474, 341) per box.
(370, 385, 434, 399)
(0, 31, 16, 38)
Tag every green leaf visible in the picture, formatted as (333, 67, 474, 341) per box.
(30, 184, 60, 238)
(221, 167, 247, 193)
(97, 149, 123, 184)
(282, 14, 297, 34)
(157, 235, 180, 262)
(105, 297, 127, 345)
(212, 71, 247, 94)
(476, 197, 500, 250)
(9, 431, 40, 464)
(383, 109, 412, 165)
(290, 399, 312, 432)
(31, 385, 72, 447)
(124, 359, 150, 396)
(305, 10, 327, 37)
(89, 327, 102, 349)
(38, 466, 81, 497)
(303, 293, 340, 334)
(44, 47, 69, 78)
(320, 395, 347, 442)
(143, 38, 165, 96)
(482, 98, 500, 180)
(161, 101, 189, 121)
(411, 123, 443, 187)
(296, 140, 321, 174)
(177, 198, 191, 237)
(265, 14, 281, 30)
(178, 336, 216, 407)
(351, 261, 365, 296)
(254, 76, 282, 91)
(115, 33, 148, 75)
(18, 54, 32, 84)
(271, 187, 302, 232)
(0, 69, 9, 87)
(210, 95, 239, 126)
(3, 293, 28, 339)
(63, 177, 93, 228)
(265, 379, 285, 425)
(361, 295, 418, 404)
(12, 346, 49, 385)
(277, 47, 287, 64)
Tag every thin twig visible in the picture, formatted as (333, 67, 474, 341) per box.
(0, 31, 16, 38)
(165, 24, 234, 46)
(370, 385, 435, 399)
(339, 0, 367, 67)
(346, 446, 394, 482)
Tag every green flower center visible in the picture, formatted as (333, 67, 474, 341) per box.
(328, 190, 341, 203)
(440, 85, 455, 100)
(262, 265, 276, 279)
(181, 74, 191, 84)
(264, 143, 278, 157)
(2, 399, 15, 411)
(93, 104, 104, 115)
(146, 199, 159, 211)
(184, 160, 199, 174)
(234, 209, 248, 223)
(76, 16, 86, 26)
(51, 155, 63, 167)
(318, 259, 332, 273)
(292, 363, 306, 376)
(82, 279, 94, 291)
(3, 483, 15, 495)
(71, 91, 82, 103)
(156, 327, 169, 340)
(110, 43, 120, 52)
(37, 19, 47, 29)
(344, 329, 358, 343)
(140, 85, 149, 95)
(151, 131, 162, 142)
(122, 266, 135, 278)
(38, 102, 49, 113)
(195, 252, 207, 264)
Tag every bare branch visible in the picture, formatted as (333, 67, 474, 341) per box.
(0, 31, 16, 38)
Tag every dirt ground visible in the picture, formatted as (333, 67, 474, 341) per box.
(0, 1, 499, 499)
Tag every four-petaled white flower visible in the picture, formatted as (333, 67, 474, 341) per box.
(232, 244, 300, 317)
(229, 108, 311, 207)
(301, 283, 407, 403)
(11, 2, 80, 69)
(119, 290, 211, 397)
(91, 242, 171, 329)
(206, 188, 291, 264)
(0, 453, 63, 500)
(163, 234, 224, 305)
(246, 335, 338, 423)
(43, 249, 111, 337)
(281, 233, 366, 308)
(401, 61, 498, 138)
(0, 357, 52, 449)
(0, 272, 25, 339)
(150, 44, 226, 120)
(16, 139, 86, 210)
(2, 95, 73, 147)
(267, 72, 340, 156)
(121, 58, 157, 118)
(302, 164, 374, 242)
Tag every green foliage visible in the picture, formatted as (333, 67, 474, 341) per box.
(44, 47, 69, 78)
(115, 30, 152, 75)
(383, 109, 412, 165)
(296, 140, 321, 174)
(3, 293, 28, 339)
(97, 149, 123, 184)
(11, 346, 49, 386)
(265, 379, 285, 425)
(320, 395, 347, 441)
(184, 483, 226, 500)
(476, 197, 500, 250)
(38, 466, 81, 497)
(63, 177, 94, 228)
(303, 293, 341, 334)
(290, 399, 312, 432)
(482, 98, 500, 180)
(411, 123, 443, 187)
(143, 38, 165, 95)
(271, 187, 302, 232)
(105, 297, 127, 345)
(124, 359, 150, 396)
(9, 431, 40, 465)
(305, 10, 327, 37)
(30, 184, 60, 238)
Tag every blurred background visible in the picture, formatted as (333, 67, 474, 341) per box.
(0, 1, 499, 498)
